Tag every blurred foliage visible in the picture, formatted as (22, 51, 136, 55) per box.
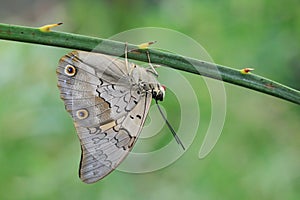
(0, 0, 299, 199)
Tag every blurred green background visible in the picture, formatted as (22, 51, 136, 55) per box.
(0, 0, 300, 199)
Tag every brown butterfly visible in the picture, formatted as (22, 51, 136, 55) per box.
(56, 49, 180, 183)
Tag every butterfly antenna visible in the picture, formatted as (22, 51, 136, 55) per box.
(155, 100, 185, 150)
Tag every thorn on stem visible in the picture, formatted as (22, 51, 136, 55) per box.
(240, 68, 254, 74)
(39, 22, 63, 32)
(138, 41, 157, 49)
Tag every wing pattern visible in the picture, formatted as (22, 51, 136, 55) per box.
(57, 51, 155, 183)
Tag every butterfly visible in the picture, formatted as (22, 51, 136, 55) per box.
(56, 49, 184, 183)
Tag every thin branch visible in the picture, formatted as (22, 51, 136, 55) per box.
(0, 23, 299, 105)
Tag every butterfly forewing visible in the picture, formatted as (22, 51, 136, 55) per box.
(57, 51, 156, 183)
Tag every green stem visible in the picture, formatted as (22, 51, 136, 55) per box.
(0, 23, 299, 105)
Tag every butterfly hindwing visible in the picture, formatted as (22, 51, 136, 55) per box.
(78, 93, 152, 183)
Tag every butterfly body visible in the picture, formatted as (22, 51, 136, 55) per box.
(57, 51, 165, 183)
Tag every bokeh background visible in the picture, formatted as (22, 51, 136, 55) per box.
(0, 0, 300, 199)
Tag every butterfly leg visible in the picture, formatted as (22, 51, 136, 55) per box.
(136, 41, 159, 77)
(126, 41, 158, 76)
(124, 42, 130, 75)
(145, 51, 159, 77)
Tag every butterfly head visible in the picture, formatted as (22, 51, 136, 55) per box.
(152, 85, 166, 101)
